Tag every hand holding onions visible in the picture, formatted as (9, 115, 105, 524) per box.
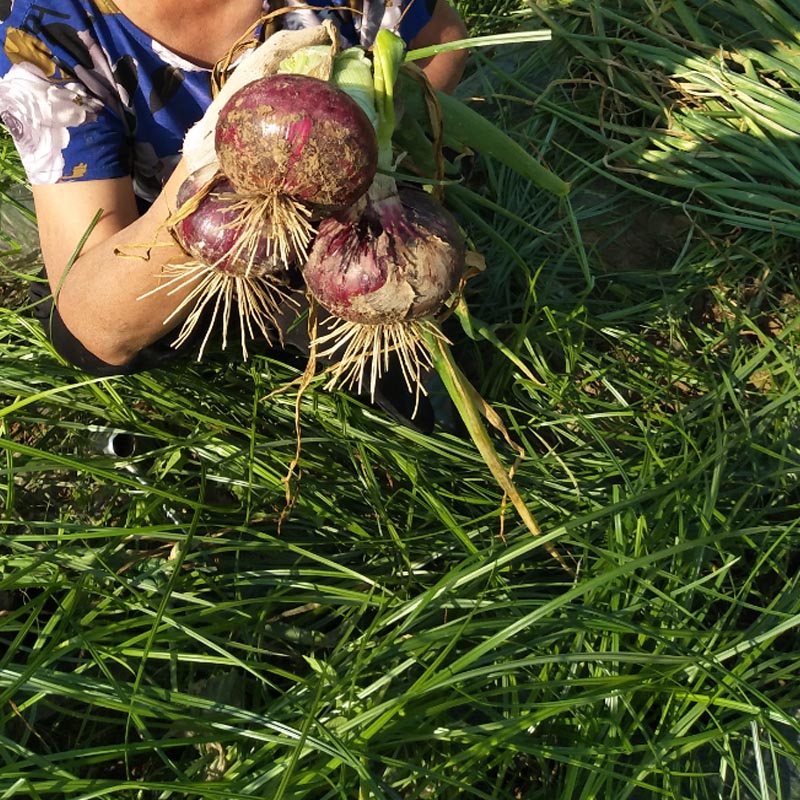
(162, 22, 572, 420)
(165, 27, 468, 402)
(150, 25, 383, 359)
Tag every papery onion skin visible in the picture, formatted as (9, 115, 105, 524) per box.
(215, 73, 378, 211)
(172, 172, 288, 277)
(302, 187, 466, 324)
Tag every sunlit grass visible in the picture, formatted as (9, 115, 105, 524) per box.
(1, 1, 800, 797)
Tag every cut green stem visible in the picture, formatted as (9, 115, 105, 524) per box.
(422, 326, 572, 573)
(372, 29, 406, 171)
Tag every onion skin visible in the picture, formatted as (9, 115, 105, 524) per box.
(172, 172, 287, 276)
(215, 73, 378, 212)
(302, 186, 466, 324)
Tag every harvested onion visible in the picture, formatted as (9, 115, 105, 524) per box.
(172, 173, 287, 277)
(216, 73, 377, 211)
(303, 180, 464, 393)
(301, 31, 466, 399)
(142, 169, 298, 360)
(303, 185, 463, 324)
(214, 72, 378, 262)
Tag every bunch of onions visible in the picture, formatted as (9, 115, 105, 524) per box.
(146, 61, 379, 359)
(301, 30, 467, 400)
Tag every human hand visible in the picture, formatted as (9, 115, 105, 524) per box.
(183, 24, 336, 176)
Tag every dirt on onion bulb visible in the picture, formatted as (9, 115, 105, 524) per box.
(302, 178, 466, 398)
(141, 169, 300, 360)
(215, 73, 378, 264)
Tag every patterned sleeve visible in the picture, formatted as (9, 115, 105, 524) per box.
(284, 0, 438, 50)
(0, 1, 130, 185)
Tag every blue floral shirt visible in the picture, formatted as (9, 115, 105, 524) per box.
(0, 0, 434, 202)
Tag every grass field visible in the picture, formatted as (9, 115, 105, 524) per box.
(1, 1, 799, 797)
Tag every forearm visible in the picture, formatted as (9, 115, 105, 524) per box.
(38, 162, 194, 366)
(418, 47, 469, 94)
(412, 0, 469, 94)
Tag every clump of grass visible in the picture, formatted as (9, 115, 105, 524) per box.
(1, 2, 800, 797)
(528, 0, 800, 238)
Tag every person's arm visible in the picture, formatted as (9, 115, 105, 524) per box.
(410, 0, 469, 94)
(32, 160, 193, 367)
